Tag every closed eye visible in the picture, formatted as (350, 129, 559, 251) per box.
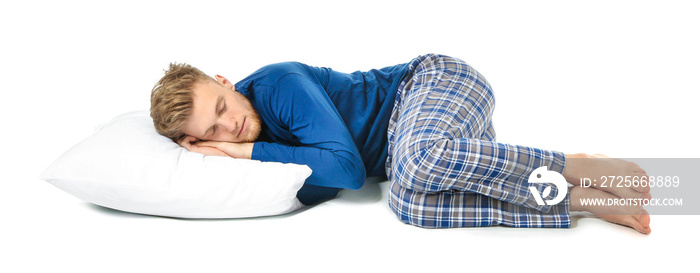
(206, 96, 225, 138)
(219, 103, 227, 116)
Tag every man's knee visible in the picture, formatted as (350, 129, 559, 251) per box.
(389, 143, 432, 192)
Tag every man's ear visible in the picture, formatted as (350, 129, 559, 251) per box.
(214, 75, 234, 89)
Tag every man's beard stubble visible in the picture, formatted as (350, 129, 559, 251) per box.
(235, 90, 262, 143)
(244, 109, 262, 143)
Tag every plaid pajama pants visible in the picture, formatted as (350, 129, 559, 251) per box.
(385, 54, 570, 228)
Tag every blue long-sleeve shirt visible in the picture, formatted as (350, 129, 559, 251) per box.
(234, 61, 410, 204)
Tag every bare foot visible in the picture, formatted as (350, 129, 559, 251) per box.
(564, 153, 651, 200)
(570, 186, 651, 234)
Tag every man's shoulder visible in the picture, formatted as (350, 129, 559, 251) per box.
(235, 61, 316, 89)
(254, 62, 310, 80)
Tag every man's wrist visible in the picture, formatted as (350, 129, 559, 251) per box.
(241, 142, 254, 159)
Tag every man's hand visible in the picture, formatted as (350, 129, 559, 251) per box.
(178, 136, 229, 157)
(196, 141, 254, 159)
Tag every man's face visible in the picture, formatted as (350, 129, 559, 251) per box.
(181, 75, 261, 143)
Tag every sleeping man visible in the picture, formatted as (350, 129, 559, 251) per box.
(150, 54, 652, 234)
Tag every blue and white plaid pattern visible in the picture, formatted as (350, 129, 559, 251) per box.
(385, 54, 570, 228)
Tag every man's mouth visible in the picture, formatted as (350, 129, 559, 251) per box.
(237, 117, 246, 138)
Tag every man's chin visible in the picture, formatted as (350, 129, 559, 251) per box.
(243, 127, 261, 143)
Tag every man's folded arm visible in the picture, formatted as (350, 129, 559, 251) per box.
(252, 142, 365, 190)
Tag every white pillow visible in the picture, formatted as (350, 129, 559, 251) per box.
(40, 111, 310, 218)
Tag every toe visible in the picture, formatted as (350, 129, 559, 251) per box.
(634, 174, 651, 193)
(626, 218, 647, 234)
(633, 209, 652, 235)
(640, 209, 651, 227)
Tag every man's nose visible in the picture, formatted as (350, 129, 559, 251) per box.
(220, 117, 238, 133)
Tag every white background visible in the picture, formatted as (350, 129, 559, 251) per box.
(2, 0, 699, 272)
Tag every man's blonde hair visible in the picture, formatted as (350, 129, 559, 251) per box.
(150, 63, 213, 141)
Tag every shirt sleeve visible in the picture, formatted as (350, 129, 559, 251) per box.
(250, 73, 366, 190)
